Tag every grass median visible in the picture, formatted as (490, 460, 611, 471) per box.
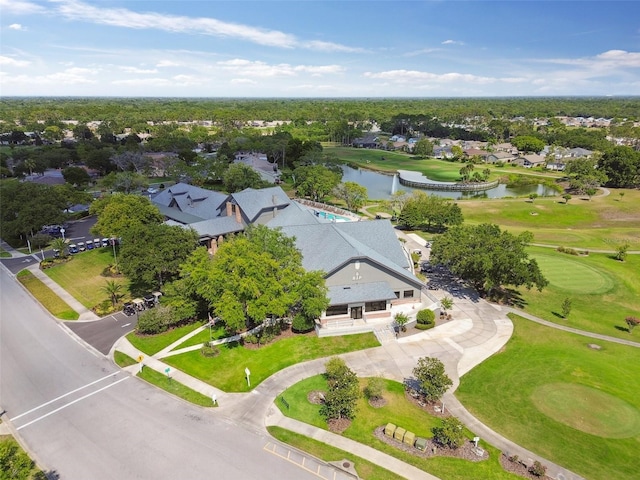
(137, 365, 215, 407)
(17, 270, 79, 320)
(277, 376, 520, 480)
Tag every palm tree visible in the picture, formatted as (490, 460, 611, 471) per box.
(101, 280, 123, 308)
(51, 238, 67, 258)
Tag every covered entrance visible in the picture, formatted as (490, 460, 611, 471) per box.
(350, 306, 363, 320)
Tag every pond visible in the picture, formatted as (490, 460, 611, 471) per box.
(340, 166, 559, 200)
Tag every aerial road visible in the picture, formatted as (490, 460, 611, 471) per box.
(0, 267, 322, 480)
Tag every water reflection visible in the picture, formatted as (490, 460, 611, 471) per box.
(340, 166, 558, 200)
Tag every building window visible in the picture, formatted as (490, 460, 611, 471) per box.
(365, 301, 386, 312)
(325, 304, 349, 316)
(403, 290, 414, 298)
(394, 291, 400, 298)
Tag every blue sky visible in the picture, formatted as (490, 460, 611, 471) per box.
(1, 0, 639, 97)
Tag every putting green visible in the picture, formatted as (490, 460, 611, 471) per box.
(531, 253, 613, 294)
(532, 383, 640, 438)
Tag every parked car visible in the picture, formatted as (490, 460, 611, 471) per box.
(68, 244, 78, 254)
(85, 240, 94, 250)
(77, 241, 86, 251)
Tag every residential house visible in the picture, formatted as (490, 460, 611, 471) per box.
(513, 154, 546, 168)
(352, 134, 379, 148)
(485, 151, 515, 164)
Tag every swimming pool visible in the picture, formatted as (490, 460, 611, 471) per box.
(313, 210, 352, 222)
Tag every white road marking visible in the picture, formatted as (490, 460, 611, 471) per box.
(121, 323, 131, 328)
(12, 372, 121, 421)
(16, 377, 129, 431)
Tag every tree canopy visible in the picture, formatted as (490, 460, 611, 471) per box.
(430, 223, 548, 296)
(222, 163, 266, 193)
(597, 146, 640, 188)
(333, 181, 368, 212)
(90, 194, 164, 239)
(320, 357, 360, 421)
(119, 223, 200, 290)
(293, 164, 342, 202)
(398, 191, 463, 232)
(180, 225, 327, 334)
(412, 356, 452, 403)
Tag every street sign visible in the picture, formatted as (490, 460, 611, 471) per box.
(137, 355, 144, 363)
(165, 367, 170, 375)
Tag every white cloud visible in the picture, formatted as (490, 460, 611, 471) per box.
(0, 0, 46, 15)
(230, 78, 257, 85)
(120, 66, 158, 74)
(217, 59, 343, 78)
(364, 69, 496, 85)
(442, 40, 464, 46)
(8, 23, 26, 31)
(404, 48, 441, 57)
(0, 55, 31, 67)
(46, 0, 360, 52)
(156, 60, 181, 68)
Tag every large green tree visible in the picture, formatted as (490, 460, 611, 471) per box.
(412, 356, 452, 403)
(293, 164, 341, 202)
(511, 135, 545, 154)
(180, 225, 327, 334)
(119, 223, 199, 289)
(564, 158, 608, 195)
(398, 191, 463, 232)
(332, 181, 368, 212)
(222, 163, 265, 193)
(90, 194, 164, 239)
(430, 223, 548, 296)
(0, 180, 67, 240)
(413, 138, 434, 158)
(320, 357, 360, 421)
(597, 146, 640, 188)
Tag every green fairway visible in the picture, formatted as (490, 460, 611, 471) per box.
(456, 314, 640, 480)
(164, 333, 379, 392)
(459, 187, 640, 250)
(44, 249, 129, 309)
(531, 383, 640, 439)
(521, 248, 640, 338)
(532, 253, 614, 295)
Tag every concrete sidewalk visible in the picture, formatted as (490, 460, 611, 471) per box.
(26, 264, 99, 321)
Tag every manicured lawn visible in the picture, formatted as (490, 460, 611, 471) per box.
(0, 247, 11, 258)
(17, 270, 79, 320)
(456, 314, 640, 480)
(459, 187, 640, 250)
(172, 324, 228, 350)
(127, 322, 205, 356)
(113, 350, 138, 368)
(137, 366, 216, 407)
(165, 333, 380, 392)
(44, 248, 129, 309)
(267, 426, 404, 480)
(277, 376, 522, 480)
(520, 247, 640, 338)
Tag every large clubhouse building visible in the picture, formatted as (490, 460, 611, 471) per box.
(152, 183, 435, 334)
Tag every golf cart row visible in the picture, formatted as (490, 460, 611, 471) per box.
(68, 238, 117, 255)
(123, 292, 162, 316)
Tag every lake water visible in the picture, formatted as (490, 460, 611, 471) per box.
(340, 166, 559, 200)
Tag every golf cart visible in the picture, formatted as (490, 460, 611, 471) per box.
(123, 302, 136, 316)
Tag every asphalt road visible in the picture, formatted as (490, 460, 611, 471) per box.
(0, 268, 322, 480)
(66, 312, 139, 355)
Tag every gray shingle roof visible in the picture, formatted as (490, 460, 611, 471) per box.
(280, 220, 419, 287)
(327, 282, 397, 304)
(153, 183, 228, 222)
(230, 186, 290, 222)
(189, 216, 246, 238)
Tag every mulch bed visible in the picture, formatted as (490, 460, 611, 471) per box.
(499, 454, 553, 480)
(373, 426, 489, 462)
